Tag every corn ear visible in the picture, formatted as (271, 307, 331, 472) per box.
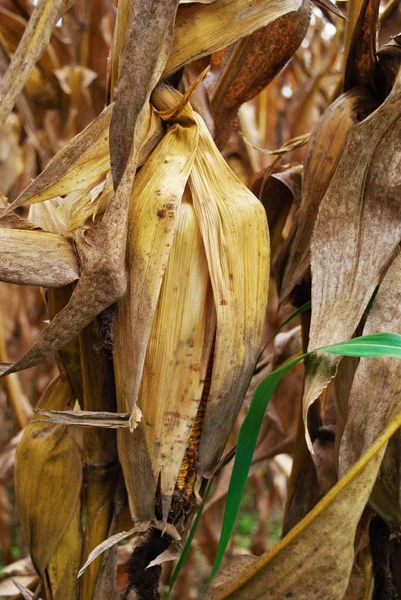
(122, 193, 215, 521)
(14, 376, 83, 577)
(113, 93, 199, 419)
(114, 91, 199, 521)
(189, 114, 270, 475)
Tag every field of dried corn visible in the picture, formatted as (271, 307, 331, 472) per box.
(1, 0, 401, 599)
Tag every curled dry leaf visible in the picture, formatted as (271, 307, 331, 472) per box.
(312, 0, 345, 19)
(344, 0, 381, 92)
(206, 413, 401, 600)
(339, 252, 401, 525)
(253, 164, 302, 259)
(163, 0, 303, 79)
(0, 0, 77, 125)
(302, 67, 401, 450)
(210, 0, 311, 149)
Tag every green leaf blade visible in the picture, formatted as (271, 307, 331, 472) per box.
(207, 354, 305, 585)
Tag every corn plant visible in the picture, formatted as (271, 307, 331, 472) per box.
(1, 0, 401, 599)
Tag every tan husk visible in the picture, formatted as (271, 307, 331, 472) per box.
(113, 87, 199, 521)
(190, 115, 270, 475)
(14, 376, 82, 577)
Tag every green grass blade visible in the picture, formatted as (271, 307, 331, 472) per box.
(208, 331, 401, 585)
(207, 353, 306, 585)
(318, 332, 401, 358)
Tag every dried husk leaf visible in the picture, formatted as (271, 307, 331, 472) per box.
(279, 87, 379, 304)
(189, 115, 270, 475)
(121, 197, 215, 521)
(206, 413, 401, 600)
(302, 69, 401, 446)
(339, 252, 401, 525)
(0, 228, 79, 287)
(44, 500, 82, 600)
(0, 0, 76, 125)
(113, 88, 198, 417)
(163, 0, 303, 78)
(14, 376, 82, 576)
(113, 89, 199, 520)
(210, 0, 311, 149)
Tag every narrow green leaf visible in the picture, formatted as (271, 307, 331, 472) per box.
(318, 332, 401, 358)
(207, 354, 305, 585)
(208, 331, 401, 585)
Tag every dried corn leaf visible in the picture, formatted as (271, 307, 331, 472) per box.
(163, 0, 303, 78)
(280, 88, 379, 303)
(189, 115, 270, 475)
(0, 0, 76, 125)
(35, 409, 130, 428)
(0, 228, 79, 287)
(0, 18, 169, 378)
(211, 0, 311, 149)
(7, 103, 162, 212)
(339, 252, 401, 524)
(344, 0, 380, 91)
(207, 412, 401, 600)
(15, 376, 82, 576)
(303, 69, 401, 449)
(110, 0, 180, 187)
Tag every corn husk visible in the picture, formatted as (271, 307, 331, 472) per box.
(190, 114, 270, 475)
(14, 376, 83, 581)
(114, 84, 269, 524)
